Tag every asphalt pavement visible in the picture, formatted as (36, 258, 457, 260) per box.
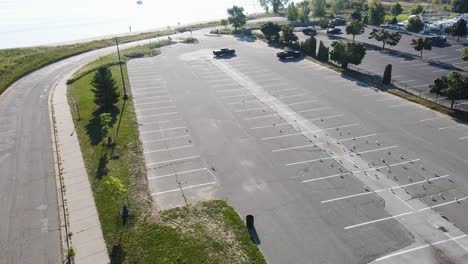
(127, 35, 468, 263)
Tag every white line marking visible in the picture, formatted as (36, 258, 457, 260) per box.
(134, 94, 169, 100)
(132, 87, 167, 92)
(143, 135, 189, 143)
(460, 136, 468, 140)
(136, 106, 176, 112)
(207, 78, 234, 83)
(222, 93, 254, 99)
(148, 168, 208, 180)
(245, 107, 330, 121)
(260, 82, 289, 88)
(245, 113, 277, 120)
(302, 159, 420, 183)
(132, 91, 168, 96)
(432, 69, 448, 73)
(271, 132, 374, 152)
(455, 101, 468, 106)
(142, 119, 182, 125)
(362, 92, 383, 97)
(344, 197, 468, 230)
(234, 107, 269, 112)
(147, 155, 200, 166)
(286, 146, 397, 166)
(298, 107, 331, 113)
(321, 175, 449, 204)
(257, 115, 345, 133)
(211, 83, 239, 88)
(140, 112, 178, 118)
(418, 116, 443, 122)
(376, 97, 399, 102)
(389, 103, 412, 108)
(144, 144, 194, 154)
(375, 234, 468, 262)
(439, 124, 464, 130)
(277, 93, 308, 99)
(440, 58, 459, 62)
(398, 80, 415, 83)
(152, 181, 216, 195)
(428, 55, 448, 59)
(288, 100, 318, 106)
(141, 127, 186, 134)
(216, 88, 245, 92)
(134, 100, 172, 106)
(411, 84, 430, 88)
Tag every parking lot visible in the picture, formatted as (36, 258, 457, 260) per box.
(127, 34, 468, 263)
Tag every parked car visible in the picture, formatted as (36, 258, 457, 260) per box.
(331, 18, 346, 26)
(276, 49, 301, 59)
(428, 35, 447, 45)
(302, 28, 317, 36)
(327, 28, 341, 34)
(213, 48, 235, 57)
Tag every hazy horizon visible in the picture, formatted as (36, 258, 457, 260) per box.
(1, 0, 264, 49)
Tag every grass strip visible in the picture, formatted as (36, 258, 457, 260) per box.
(67, 44, 265, 263)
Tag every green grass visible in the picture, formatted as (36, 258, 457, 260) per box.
(67, 50, 265, 263)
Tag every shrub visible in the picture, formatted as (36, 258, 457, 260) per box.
(317, 41, 329, 62)
(383, 64, 392, 84)
(300, 37, 317, 57)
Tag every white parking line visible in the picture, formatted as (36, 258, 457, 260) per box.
(344, 197, 468, 230)
(141, 127, 186, 134)
(140, 112, 178, 118)
(270, 88, 300, 93)
(144, 144, 194, 154)
(235, 106, 269, 112)
(302, 159, 420, 183)
(131, 87, 167, 92)
(321, 175, 449, 204)
(261, 82, 289, 88)
(222, 93, 254, 99)
(272, 131, 371, 152)
(432, 69, 448, 73)
(411, 84, 430, 88)
(134, 100, 173, 106)
(298, 107, 331, 113)
(288, 100, 318, 106)
(277, 93, 308, 99)
(428, 55, 448, 59)
(439, 124, 464, 130)
(136, 106, 176, 112)
(207, 78, 234, 83)
(398, 80, 415, 83)
(389, 103, 413, 108)
(211, 83, 239, 88)
(375, 234, 468, 262)
(147, 155, 200, 166)
(455, 101, 468, 106)
(148, 168, 208, 180)
(440, 58, 459, 62)
(286, 145, 398, 166)
(216, 88, 245, 93)
(134, 94, 170, 100)
(418, 116, 443, 122)
(459, 136, 468, 140)
(132, 91, 168, 96)
(152, 181, 216, 196)
(143, 135, 189, 143)
(258, 115, 346, 135)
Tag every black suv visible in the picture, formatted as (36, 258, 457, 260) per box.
(276, 49, 301, 59)
(302, 28, 317, 36)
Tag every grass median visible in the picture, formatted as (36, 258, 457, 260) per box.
(67, 43, 265, 263)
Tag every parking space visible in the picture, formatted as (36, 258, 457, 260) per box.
(126, 36, 468, 263)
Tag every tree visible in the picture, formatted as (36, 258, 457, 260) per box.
(350, 7, 362, 21)
(317, 40, 329, 62)
(409, 4, 424, 15)
(300, 36, 317, 57)
(221, 19, 228, 29)
(411, 37, 432, 58)
(261, 22, 282, 42)
(312, 0, 326, 18)
(368, 29, 401, 49)
(390, 17, 398, 25)
(99, 113, 112, 140)
(259, 0, 270, 13)
(286, 2, 299, 21)
(271, 0, 290, 13)
(406, 16, 425, 33)
(332, 0, 348, 15)
(461, 48, 468, 61)
(227, 6, 246, 31)
(91, 67, 119, 109)
(390, 3, 403, 17)
(451, 19, 467, 41)
(452, 0, 468, 13)
(280, 25, 298, 45)
(330, 41, 366, 69)
(346, 20, 365, 41)
(368, 3, 385, 26)
(319, 18, 330, 29)
(297, 1, 311, 22)
(430, 72, 468, 109)
(383, 64, 392, 84)
(105, 176, 127, 210)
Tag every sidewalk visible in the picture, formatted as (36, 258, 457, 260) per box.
(50, 69, 109, 263)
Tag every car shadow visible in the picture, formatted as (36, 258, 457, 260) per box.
(278, 57, 304, 63)
(213, 54, 237, 59)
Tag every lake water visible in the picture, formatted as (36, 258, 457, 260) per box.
(0, 0, 263, 49)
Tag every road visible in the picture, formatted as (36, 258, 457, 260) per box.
(0, 31, 192, 263)
(127, 35, 468, 263)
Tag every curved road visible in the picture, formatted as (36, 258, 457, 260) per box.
(0, 31, 192, 263)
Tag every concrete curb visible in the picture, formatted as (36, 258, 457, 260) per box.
(50, 68, 110, 264)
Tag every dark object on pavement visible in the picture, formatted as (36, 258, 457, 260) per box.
(246, 215, 254, 229)
(327, 28, 342, 34)
(383, 64, 392, 84)
(331, 18, 346, 26)
(213, 48, 236, 57)
(302, 28, 317, 36)
(428, 35, 446, 45)
(276, 49, 301, 59)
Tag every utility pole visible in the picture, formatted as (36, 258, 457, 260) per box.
(115, 37, 128, 100)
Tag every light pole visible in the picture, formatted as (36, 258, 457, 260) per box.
(115, 37, 128, 100)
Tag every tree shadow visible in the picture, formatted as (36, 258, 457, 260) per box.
(110, 244, 124, 264)
(96, 154, 108, 179)
(86, 105, 119, 145)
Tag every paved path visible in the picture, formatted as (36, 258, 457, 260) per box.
(50, 70, 109, 263)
